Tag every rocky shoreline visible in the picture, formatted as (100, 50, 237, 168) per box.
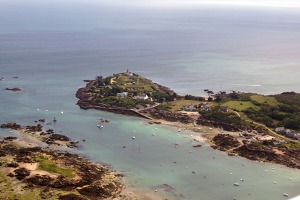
(0, 122, 124, 199)
(211, 134, 300, 169)
(75, 79, 300, 170)
(76, 85, 150, 119)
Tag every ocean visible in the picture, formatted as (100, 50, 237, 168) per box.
(1, 1, 300, 199)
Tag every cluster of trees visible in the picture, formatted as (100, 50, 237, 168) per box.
(244, 103, 300, 130)
(152, 91, 176, 103)
(200, 107, 243, 125)
(99, 96, 154, 109)
(184, 94, 205, 101)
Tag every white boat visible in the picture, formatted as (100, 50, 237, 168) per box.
(132, 136, 136, 139)
(233, 182, 240, 186)
(60, 105, 64, 114)
(97, 125, 103, 128)
(283, 193, 288, 197)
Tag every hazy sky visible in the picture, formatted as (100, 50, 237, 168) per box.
(96, 0, 300, 8)
(2, 0, 300, 9)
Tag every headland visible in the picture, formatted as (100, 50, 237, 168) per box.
(76, 71, 300, 169)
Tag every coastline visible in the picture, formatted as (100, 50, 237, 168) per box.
(0, 122, 125, 199)
(76, 75, 300, 169)
(0, 122, 173, 200)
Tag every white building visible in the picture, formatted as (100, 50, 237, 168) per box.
(136, 93, 149, 100)
(117, 92, 128, 98)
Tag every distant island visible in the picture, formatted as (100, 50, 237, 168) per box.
(76, 71, 300, 169)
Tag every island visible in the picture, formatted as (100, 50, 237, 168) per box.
(76, 71, 300, 169)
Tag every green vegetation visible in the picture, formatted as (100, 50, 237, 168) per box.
(200, 107, 244, 125)
(250, 95, 279, 106)
(91, 73, 300, 132)
(221, 101, 259, 111)
(155, 103, 172, 111)
(166, 100, 201, 111)
(33, 156, 75, 178)
(210, 91, 300, 131)
(91, 72, 176, 109)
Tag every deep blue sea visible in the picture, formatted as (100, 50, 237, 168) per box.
(1, 1, 300, 199)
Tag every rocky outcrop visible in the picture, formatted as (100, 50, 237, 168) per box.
(140, 108, 193, 124)
(0, 137, 123, 199)
(210, 134, 300, 169)
(14, 167, 30, 180)
(212, 134, 240, 151)
(76, 83, 147, 118)
(5, 87, 21, 92)
(196, 117, 243, 132)
(0, 122, 21, 130)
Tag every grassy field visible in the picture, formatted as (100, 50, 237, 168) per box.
(168, 100, 201, 111)
(34, 156, 76, 178)
(221, 101, 259, 111)
(250, 95, 279, 106)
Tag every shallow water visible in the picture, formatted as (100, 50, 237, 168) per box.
(1, 1, 300, 199)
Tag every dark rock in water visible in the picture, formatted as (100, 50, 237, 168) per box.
(0, 122, 21, 130)
(14, 167, 30, 180)
(38, 119, 45, 123)
(4, 137, 17, 141)
(46, 129, 54, 134)
(152, 184, 176, 193)
(25, 124, 43, 132)
(193, 144, 202, 148)
(5, 87, 21, 92)
(49, 134, 70, 141)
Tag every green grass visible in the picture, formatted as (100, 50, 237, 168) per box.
(33, 156, 75, 178)
(221, 101, 259, 111)
(250, 95, 279, 106)
(167, 100, 201, 111)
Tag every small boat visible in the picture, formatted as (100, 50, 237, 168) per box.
(53, 116, 57, 122)
(132, 136, 136, 139)
(283, 193, 288, 197)
(97, 124, 103, 128)
(178, 128, 181, 132)
(233, 182, 240, 186)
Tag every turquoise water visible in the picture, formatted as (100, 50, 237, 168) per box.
(1, 1, 300, 199)
(1, 76, 300, 200)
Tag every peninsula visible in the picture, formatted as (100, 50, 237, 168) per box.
(76, 71, 300, 169)
(0, 122, 124, 200)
